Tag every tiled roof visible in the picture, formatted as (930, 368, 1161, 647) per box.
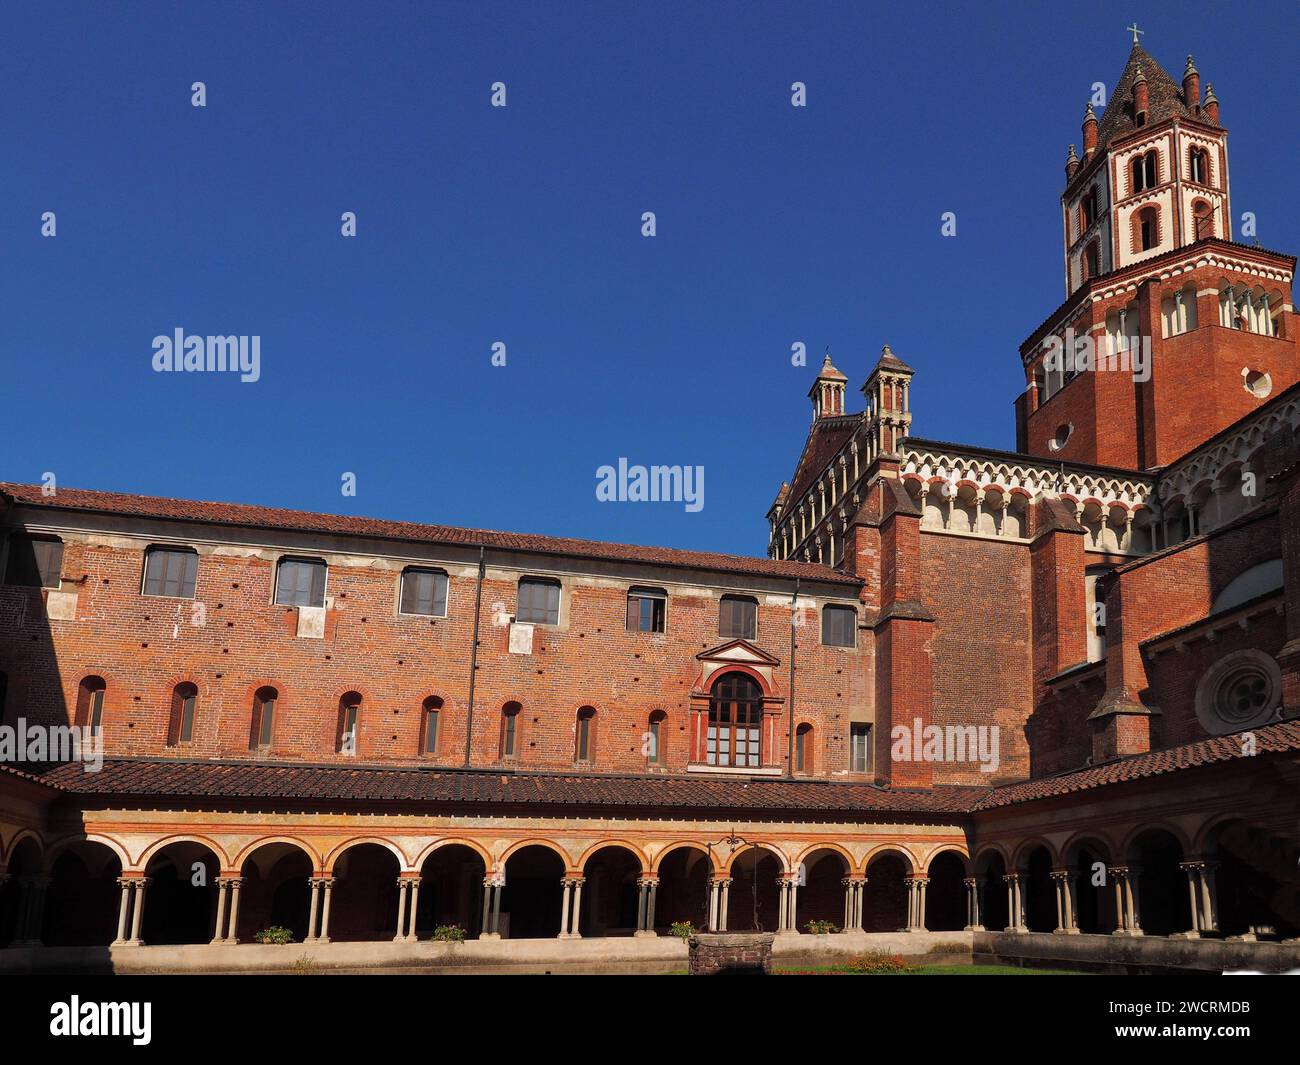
(0, 482, 858, 587)
(1096, 43, 1210, 149)
(973, 721, 1300, 810)
(30, 759, 983, 815)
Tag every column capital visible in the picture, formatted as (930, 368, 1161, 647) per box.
(307, 876, 334, 888)
(962, 876, 979, 888)
(561, 875, 585, 888)
(635, 875, 659, 887)
(709, 877, 733, 888)
(216, 875, 245, 888)
(1002, 872, 1022, 885)
(905, 874, 930, 886)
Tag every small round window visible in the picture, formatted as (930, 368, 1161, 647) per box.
(1195, 651, 1281, 735)
(1243, 369, 1272, 399)
(1048, 423, 1073, 452)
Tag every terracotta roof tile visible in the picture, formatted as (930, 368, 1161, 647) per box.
(0, 482, 858, 587)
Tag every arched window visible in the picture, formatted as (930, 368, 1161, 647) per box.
(575, 706, 596, 763)
(76, 676, 106, 734)
(1083, 240, 1100, 280)
(142, 546, 199, 598)
(718, 595, 758, 640)
(250, 686, 278, 750)
(1189, 146, 1209, 185)
(1193, 199, 1213, 240)
(647, 709, 667, 766)
(274, 557, 326, 608)
(500, 702, 521, 760)
(1136, 206, 1159, 251)
(707, 672, 762, 768)
(167, 682, 198, 746)
(422, 696, 443, 755)
(337, 692, 361, 755)
(795, 723, 813, 774)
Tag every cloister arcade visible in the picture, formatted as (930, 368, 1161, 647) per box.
(3, 812, 1292, 951)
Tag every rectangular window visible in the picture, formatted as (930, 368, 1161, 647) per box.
(577, 716, 591, 762)
(626, 587, 666, 633)
(256, 698, 275, 749)
(4, 537, 64, 589)
(424, 710, 440, 754)
(400, 568, 448, 617)
(87, 688, 105, 735)
(718, 595, 757, 640)
(850, 723, 872, 773)
(275, 558, 326, 608)
(143, 547, 198, 598)
(178, 692, 196, 744)
(517, 578, 560, 625)
(822, 605, 857, 647)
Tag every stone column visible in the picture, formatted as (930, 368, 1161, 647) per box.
(490, 876, 503, 938)
(1050, 871, 1079, 933)
(778, 875, 799, 934)
(853, 877, 866, 931)
(127, 877, 150, 946)
(393, 877, 409, 942)
(406, 878, 421, 941)
(904, 875, 928, 931)
(570, 877, 584, 938)
(316, 877, 334, 943)
(306, 877, 323, 941)
(481, 877, 495, 938)
(113, 876, 133, 945)
(1110, 866, 1143, 936)
(634, 876, 658, 938)
(1176, 861, 1203, 938)
(963, 877, 984, 931)
(1003, 873, 1024, 932)
(1198, 861, 1219, 935)
(558, 879, 573, 937)
(841, 877, 853, 930)
(211, 877, 230, 944)
(226, 877, 243, 943)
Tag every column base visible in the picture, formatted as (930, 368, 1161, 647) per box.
(633, 930, 658, 939)
(557, 932, 582, 940)
(1225, 933, 1257, 942)
(477, 932, 501, 941)
(223, 936, 241, 945)
(1003, 926, 1027, 934)
(1168, 930, 1201, 940)
(126, 939, 144, 947)
(775, 929, 800, 937)
(964, 924, 985, 932)
(1053, 928, 1081, 935)
(1111, 929, 1144, 937)
(304, 935, 330, 945)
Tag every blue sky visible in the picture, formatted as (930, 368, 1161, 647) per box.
(2, 1, 1296, 557)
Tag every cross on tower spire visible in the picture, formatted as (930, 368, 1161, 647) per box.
(1127, 22, 1144, 45)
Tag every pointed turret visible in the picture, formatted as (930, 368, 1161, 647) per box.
(861, 345, 914, 456)
(1182, 54, 1200, 113)
(808, 352, 848, 421)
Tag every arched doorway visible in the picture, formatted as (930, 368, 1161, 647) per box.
(1064, 839, 1115, 935)
(330, 843, 401, 942)
(925, 851, 967, 932)
(862, 851, 909, 932)
(43, 841, 122, 947)
(1021, 846, 1055, 932)
(237, 843, 312, 943)
(1130, 829, 1191, 936)
(0, 838, 42, 946)
(726, 847, 781, 932)
(417, 844, 486, 939)
(501, 846, 565, 939)
(655, 846, 711, 933)
(143, 841, 221, 945)
(580, 846, 641, 937)
(976, 851, 1008, 931)
(795, 849, 848, 930)
(1206, 820, 1300, 939)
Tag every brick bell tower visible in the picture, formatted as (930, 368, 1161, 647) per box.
(1016, 33, 1298, 470)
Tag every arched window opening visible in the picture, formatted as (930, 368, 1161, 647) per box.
(647, 709, 667, 766)
(422, 696, 442, 755)
(575, 706, 596, 763)
(1137, 206, 1159, 251)
(167, 682, 198, 746)
(76, 676, 106, 734)
(1189, 146, 1209, 185)
(250, 686, 278, 750)
(795, 723, 813, 774)
(337, 692, 362, 755)
(500, 702, 521, 760)
(708, 672, 762, 768)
